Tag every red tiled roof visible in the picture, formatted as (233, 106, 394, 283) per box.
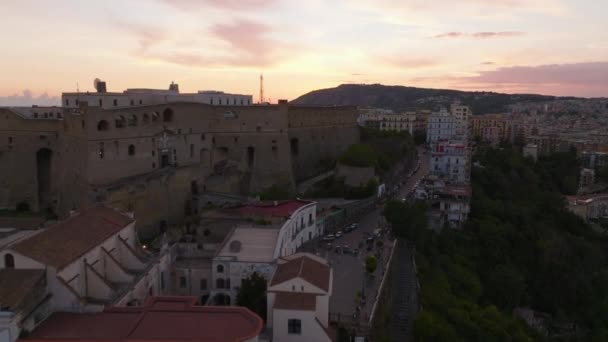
(237, 200, 312, 218)
(274, 292, 317, 311)
(11, 206, 133, 269)
(270, 256, 330, 292)
(0, 269, 46, 310)
(23, 297, 263, 342)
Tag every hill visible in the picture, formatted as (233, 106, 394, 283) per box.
(291, 84, 579, 114)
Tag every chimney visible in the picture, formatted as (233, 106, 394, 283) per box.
(278, 99, 288, 105)
(169, 82, 179, 93)
(96, 81, 107, 93)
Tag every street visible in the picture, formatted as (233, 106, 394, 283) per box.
(299, 146, 429, 329)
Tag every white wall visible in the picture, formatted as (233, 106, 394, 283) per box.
(272, 309, 330, 342)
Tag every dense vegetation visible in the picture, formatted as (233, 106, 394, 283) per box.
(384, 146, 608, 341)
(291, 84, 576, 113)
(339, 128, 415, 173)
(236, 272, 267, 322)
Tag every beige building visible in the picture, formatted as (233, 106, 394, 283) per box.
(1, 86, 359, 236)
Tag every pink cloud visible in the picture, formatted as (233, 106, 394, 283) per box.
(162, 0, 278, 11)
(433, 31, 525, 39)
(413, 62, 608, 97)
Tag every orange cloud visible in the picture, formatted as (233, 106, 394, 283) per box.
(433, 31, 526, 39)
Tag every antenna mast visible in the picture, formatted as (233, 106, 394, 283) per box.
(260, 74, 264, 104)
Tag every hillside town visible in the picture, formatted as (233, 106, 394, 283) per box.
(3, 75, 608, 341)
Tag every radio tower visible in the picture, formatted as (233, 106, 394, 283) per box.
(259, 74, 265, 104)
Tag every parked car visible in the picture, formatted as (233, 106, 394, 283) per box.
(323, 234, 335, 241)
(334, 245, 342, 253)
(335, 231, 343, 238)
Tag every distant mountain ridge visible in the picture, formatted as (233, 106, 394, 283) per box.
(291, 84, 582, 114)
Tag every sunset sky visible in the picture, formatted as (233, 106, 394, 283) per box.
(1, 0, 607, 106)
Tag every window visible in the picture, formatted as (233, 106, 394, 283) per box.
(217, 265, 224, 273)
(163, 108, 174, 122)
(210, 98, 214, 105)
(115, 116, 126, 128)
(190, 144, 194, 158)
(226, 279, 231, 289)
(113, 99, 118, 106)
(4, 253, 15, 268)
(8, 137, 13, 144)
(99, 99, 103, 107)
(180, 276, 187, 288)
(139, 100, 143, 105)
(128, 145, 135, 156)
(200, 279, 207, 290)
(201, 133, 206, 141)
(216, 278, 225, 289)
(142, 113, 150, 124)
(65, 99, 70, 106)
(99, 143, 105, 159)
(288, 319, 301, 335)
(128, 115, 138, 127)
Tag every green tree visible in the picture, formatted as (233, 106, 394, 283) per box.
(366, 255, 378, 274)
(236, 272, 267, 321)
(339, 143, 378, 168)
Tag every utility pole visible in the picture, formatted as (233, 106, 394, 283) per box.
(259, 74, 264, 104)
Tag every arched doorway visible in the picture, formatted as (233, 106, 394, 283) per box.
(247, 146, 255, 168)
(4, 253, 15, 268)
(36, 148, 52, 212)
(213, 293, 231, 306)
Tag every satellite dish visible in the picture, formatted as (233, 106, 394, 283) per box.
(93, 78, 101, 90)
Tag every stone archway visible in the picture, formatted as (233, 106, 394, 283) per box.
(36, 148, 52, 212)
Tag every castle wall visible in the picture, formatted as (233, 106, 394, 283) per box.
(0, 108, 62, 212)
(287, 106, 360, 182)
(1, 102, 359, 237)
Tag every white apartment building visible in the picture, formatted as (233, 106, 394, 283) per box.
(0, 206, 172, 342)
(267, 253, 333, 342)
(62, 81, 253, 110)
(208, 200, 319, 305)
(430, 140, 468, 184)
(427, 108, 457, 144)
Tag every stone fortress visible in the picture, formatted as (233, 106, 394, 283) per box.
(0, 81, 359, 236)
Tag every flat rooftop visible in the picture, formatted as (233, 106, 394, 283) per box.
(23, 297, 263, 342)
(216, 227, 280, 263)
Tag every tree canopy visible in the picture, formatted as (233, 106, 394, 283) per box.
(385, 145, 608, 341)
(236, 272, 267, 322)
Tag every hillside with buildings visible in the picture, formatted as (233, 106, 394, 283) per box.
(291, 84, 578, 113)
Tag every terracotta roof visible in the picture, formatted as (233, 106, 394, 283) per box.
(237, 200, 312, 218)
(24, 297, 263, 342)
(274, 292, 317, 311)
(11, 206, 133, 269)
(0, 269, 46, 310)
(270, 256, 330, 292)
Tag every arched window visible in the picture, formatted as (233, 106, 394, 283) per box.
(216, 278, 225, 289)
(163, 108, 174, 122)
(142, 113, 150, 124)
(128, 145, 135, 156)
(4, 253, 15, 268)
(115, 115, 126, 128)
(217, 264, 224, 273)
(128, 115, 138, 127)
(97, 120, 109, 131)
(151, 112, 159, 122)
